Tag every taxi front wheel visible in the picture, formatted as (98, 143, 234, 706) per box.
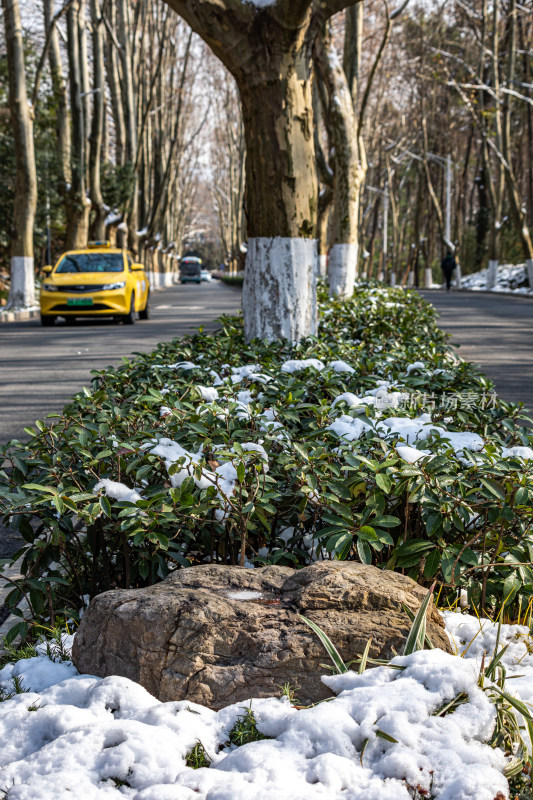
(122, 294, 136, 325)
(139, 291, 150, 320)
(41, 315, 56, 327)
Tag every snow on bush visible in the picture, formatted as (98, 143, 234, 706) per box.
(0, 615, 516, 799)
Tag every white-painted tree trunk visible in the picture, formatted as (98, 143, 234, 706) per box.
(9, 256, 35, 307)
(328, 243, 358, 298)
(526, 259, 533, 289)
(407, 271, 414, 287)
(455, 262, 462, 289)
(318, 253, 328, 278)
(389, 272, 396, 287)
(424, 268, 433, 288)
(243, 237, 317, 343)
(487, 259, 498, 290)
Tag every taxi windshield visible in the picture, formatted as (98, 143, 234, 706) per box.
(56, 253, 124, 274)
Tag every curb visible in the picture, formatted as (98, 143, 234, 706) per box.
(0, 308, 40, 324)
(419, 287, 533, 299)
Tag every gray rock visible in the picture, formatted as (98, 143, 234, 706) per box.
(73, 561, 451, 709)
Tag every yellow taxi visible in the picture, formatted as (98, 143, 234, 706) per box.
(40, 242, 150, 326)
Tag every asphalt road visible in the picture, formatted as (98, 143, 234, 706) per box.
(0, 280, 241, 445)
(419, 289, 533, 411)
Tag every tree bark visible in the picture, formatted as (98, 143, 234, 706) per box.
(43, 0, 71, 190)
(2, 0, 37, 307)
(66, 0, 91, 249)
(315, 22, 365, 298)
(89, 0, 106, 240)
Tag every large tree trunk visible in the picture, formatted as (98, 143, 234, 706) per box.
(238, 49, 318, 342)
(163, 0, 359, 343)
(2, 0, 37, 308)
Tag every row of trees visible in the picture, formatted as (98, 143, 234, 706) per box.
(1, 0, 532, 338)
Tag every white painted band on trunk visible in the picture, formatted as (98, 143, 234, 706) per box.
(487, 260, 498, 290)
(328, 243, 358, 299)
(9, 256, 35, 308)
(407, 271, 414, 287)
(424, 268, 433, 288)
(526, 259, 533, 289)
(389, 272, 396, 287)
(318, 253, 328, 278)
(455, 263, 462, 289)
(243, 237, 317, 343)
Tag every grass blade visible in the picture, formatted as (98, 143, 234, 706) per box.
(299, 614, 348, 674)
(403, 583, 435, 656)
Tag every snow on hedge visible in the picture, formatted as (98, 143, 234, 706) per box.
(0, 613, 517, 799)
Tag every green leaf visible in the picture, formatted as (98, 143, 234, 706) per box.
(423, 548, 441, 579)
(99, 496, 112, 518)
(357, 538, 372, 564)
(479, 477, 506, 501)
(375, 473, 392, 493)
(237, 462, 246, 484)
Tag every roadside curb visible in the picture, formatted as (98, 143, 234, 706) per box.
(419, 287, 533, 299)
(0, 308, 40, 324)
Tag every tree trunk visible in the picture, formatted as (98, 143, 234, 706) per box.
(43, 0, 71, 190)
(315, 23, 365, 299)
(238, 50, 318, 342)
(2, 0, 37, 308)
(89, 0, 106, 240)
(66, 0, 90, 249)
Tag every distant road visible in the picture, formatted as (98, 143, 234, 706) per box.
(419, 290, 533, 411)
(0, 281, 241, 444)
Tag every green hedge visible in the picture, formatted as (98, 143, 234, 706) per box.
(1, 284, 533, 640)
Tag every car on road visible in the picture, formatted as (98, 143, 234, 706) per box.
(200, 269, 212, 282)
(40, 242, 150, 326)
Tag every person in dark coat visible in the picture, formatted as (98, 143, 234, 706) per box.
(441, 250, 456, 291)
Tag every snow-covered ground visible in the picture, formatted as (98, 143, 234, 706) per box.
(461, 263, 533, 295)
(0, 612, 530, 799)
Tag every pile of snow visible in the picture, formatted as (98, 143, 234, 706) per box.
(461, 263, 533, 294)
(0, 613, 517, 799)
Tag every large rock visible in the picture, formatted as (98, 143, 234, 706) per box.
(73, 562, 451, 708)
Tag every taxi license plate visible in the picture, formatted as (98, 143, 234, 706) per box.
(67, 298, 93, 306)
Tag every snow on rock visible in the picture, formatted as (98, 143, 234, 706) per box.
(94, 478, 142, 504)
(0, 644, 509, 799)
(281, 358, 325, 373)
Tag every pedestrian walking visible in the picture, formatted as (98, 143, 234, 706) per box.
(441, 250, 456, 291)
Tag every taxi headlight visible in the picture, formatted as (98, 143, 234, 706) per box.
(102, 280, 126, 290)
(42, 283, 58, 292)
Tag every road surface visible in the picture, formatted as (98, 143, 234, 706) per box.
(0, 280, 241, 444)
(419, 290, 533, 411)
